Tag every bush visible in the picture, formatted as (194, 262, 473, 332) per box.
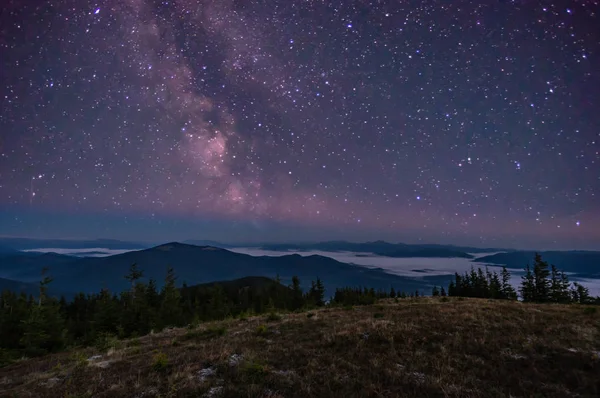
(152, 352, 169, 372)
(440, 297, 449, 302)
(266, 312, 282, 322)
(256, 324, 268, 335)
(94, 332, 120, 352)
(373, 313, 385, 319)
(583, 307, 597, 315)
(306, 313, 315, 318)
(241, 360, 268, 382)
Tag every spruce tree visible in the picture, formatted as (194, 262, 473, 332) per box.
(432, 286, 440, 296)
(520, 264, 535, 302)
(500, 267, 517, 300)
(159, 266, 183, 328)
(532, 253, 550, 302)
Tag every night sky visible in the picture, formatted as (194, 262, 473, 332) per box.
(1, 1, 599, 249)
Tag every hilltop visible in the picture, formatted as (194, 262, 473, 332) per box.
(1, 297, 599, 397)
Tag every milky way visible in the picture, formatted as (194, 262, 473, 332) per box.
(1, 1, 599, 248)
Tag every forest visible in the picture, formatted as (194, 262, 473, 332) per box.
(1, 253, 598, 366)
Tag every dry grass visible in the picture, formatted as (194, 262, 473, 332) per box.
(1, 297, 599, 397)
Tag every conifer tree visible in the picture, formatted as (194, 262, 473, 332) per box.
(520, 264, 535, 302)
(389, 287, 396, 298)
(432, 286, 440, 296)
(440, 286, 447, 297)
(532, 253, 550, 302)
(160, 266, 182, 328)
(315, 278, 325, 306)
(290, 276, 303, 310)
(500, 267, 517, 300)
(125, 263, 143, 300)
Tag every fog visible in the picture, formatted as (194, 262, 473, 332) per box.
(230, 248, 600, 297)
(24, 246, 600, 296)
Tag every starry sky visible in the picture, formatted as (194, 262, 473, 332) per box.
(0, 0, 599, 250)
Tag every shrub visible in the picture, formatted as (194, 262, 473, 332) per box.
(583, 307, 597, 315)
(373, 313, 385, 319)
(266, 312, 282, 322)
(152, 352, 169, 372)
(306, 313, 315, 318)
(440, 297, 449, 302)
(256, 324, 268, 335)
(241, 360, 268, 382)
(94, 332, 120, 352)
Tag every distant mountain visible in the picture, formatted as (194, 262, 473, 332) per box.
(0, 242, 430, 297)
(259, 240, 479, 258)
(0, 237, 151, 251)
(0, 276, 75, 299)
(0, 252, 79, 282)
(476, 251, 600, 278)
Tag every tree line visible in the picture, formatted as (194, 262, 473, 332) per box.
(438, 253, 600, 304)
(0, 264, 412, 365)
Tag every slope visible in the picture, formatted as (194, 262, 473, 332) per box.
(1, 297, 598, 397)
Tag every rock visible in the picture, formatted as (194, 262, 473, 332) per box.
(93, 360, 112, 368)
(228, 353, 244, 366)
(204, 386, 223, 397)
(87, 355, 103, 362)
(198, 367, 217, 382)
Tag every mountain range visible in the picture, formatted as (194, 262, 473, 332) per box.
(0, 242, 435, 298)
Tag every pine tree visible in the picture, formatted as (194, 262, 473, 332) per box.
(447, 281, 456, 296)
(389, 287, 396, 298)
(572, 282, 590, 304)
(290, 276, 303, 310)
(315, 278, 325, 306)
(159, 266, 182, 328)
(489, 271, 502, 299)
(440, 286, 447, 297)
(500, 267, 517, 300)
(532, 253, 550, 302)
(520, 264, 535, 302)
(125, 263, 144, 300)
(432, 286, 440, 296)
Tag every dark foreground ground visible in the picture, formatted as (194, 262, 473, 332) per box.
(1, 297, 599, 397)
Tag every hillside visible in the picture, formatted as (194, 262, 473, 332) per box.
(477, 251, 600, 278)
(1, 298, 599, 397)
(0, 243, 430, 296)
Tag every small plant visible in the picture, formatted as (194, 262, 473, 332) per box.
(306, 312, 315, 318)
(266, 312, 282, 322)
(457, 297, 465, 301)
(94, 332, 119, 352)
(440, 297, 449, 302)
(171, 338, 181, 347)
(256, 324, 268, 335)
(343, 305, 354, 311)
(583, 307, 597, 315)
(152, 352, 169, 372)
(241, 360, 268, 382)
(205, 325, 227, 337)
(128, 337, 141, 347)
(70, 351, 88, 368)
(373, 313, 385, 319)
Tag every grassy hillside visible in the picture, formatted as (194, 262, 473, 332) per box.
(1, 298, 599, 397)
